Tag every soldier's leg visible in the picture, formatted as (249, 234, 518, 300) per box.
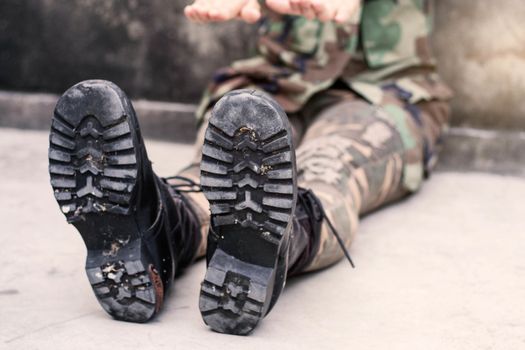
(293, 91, 450, 272)
(177, 87, 447, 334)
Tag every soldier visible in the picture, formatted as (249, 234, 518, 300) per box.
(48, 0, 452, 336)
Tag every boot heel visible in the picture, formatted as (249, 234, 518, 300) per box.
(85, 239, 163, 323)
(199, 248, 275, 335)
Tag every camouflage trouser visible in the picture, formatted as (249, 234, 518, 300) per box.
(173, 85, 450, 272)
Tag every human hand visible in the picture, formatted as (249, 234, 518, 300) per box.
(265, 0, 360, 23)
(185, 0, 262, 24)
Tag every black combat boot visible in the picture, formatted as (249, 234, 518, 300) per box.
(198, 90, 297, 335)
(197, 90, 354, 335)
(49, 80, 201, 323)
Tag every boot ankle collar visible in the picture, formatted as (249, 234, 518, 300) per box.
(298, 187, 356, 269)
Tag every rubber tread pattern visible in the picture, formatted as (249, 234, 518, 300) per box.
(49, 111, 137, 219)
(199, 90, 296, 335)
(48, 81, 161, 323)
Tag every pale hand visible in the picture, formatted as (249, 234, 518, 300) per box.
(265, 0, 360, 23)
(184, 0, 262, 23)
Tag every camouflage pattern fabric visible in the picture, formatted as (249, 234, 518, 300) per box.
(172, 74, 451, 271)
(295, 83, 450, 271)
(169, 0, 453, 272)
(196, 0, 440, 123)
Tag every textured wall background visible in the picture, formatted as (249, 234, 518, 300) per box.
(433, 0, 525, 130)
(0, 0, 257, 103)
(1, 0, 524, 129)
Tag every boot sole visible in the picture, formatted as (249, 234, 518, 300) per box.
(199, 90, 297, 335)
(49, 80, 162, 323)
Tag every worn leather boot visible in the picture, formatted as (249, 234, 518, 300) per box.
(49, 80, 201, 323)
(198, 90, 297, 335)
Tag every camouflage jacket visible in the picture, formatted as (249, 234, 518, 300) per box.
(196, 0, 452, 121)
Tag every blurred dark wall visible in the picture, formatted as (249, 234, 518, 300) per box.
(0, 0, 256, 103)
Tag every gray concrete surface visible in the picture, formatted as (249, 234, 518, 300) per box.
(436, 127, 525, 177)
(0, 90, 198, 143)
(1, 128, 524, 350)
(3, 90, 525, 176)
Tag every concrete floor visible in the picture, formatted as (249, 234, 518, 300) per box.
(1, 128, 524, 350)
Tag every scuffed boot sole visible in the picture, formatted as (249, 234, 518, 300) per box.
(49, 80, 163, 323)
(199, 90, 297, 335)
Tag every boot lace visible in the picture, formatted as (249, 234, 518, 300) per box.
(299, 188, 355, 268)
(165, 175, 202, 193)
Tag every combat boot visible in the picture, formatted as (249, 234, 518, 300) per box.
(198, 90, 297, 335)
(49, 80, 201, 323)
(197, 91, 355, 335)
